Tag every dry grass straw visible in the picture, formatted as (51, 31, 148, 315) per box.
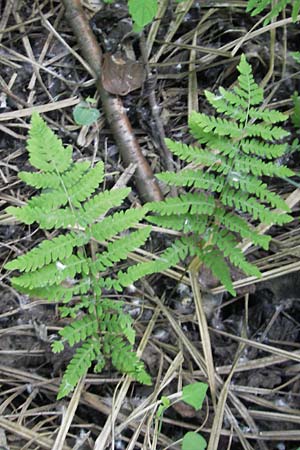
(1, 1, 300, 449)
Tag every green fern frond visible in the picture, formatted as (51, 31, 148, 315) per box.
(90, 207, 148, 242)
(7, 188, 130, 230)
(200, 248, 235, 296)
(11, 254, 87, 289)
(5, 114, 163, 398)
(150, 54, 293, 293)
(19, 161, 91, 190)
(5, 232, 89, 272)
(147, 213, 208, 233)
(89, 227, 152, 273)
(164, 139, 220, 166)
(58, 315, 98, 346)
(27, 113, 72, 173)
(221, 189, 292, 224)
(226, 176, 289, 210)
(212, 230, 261, 278)
(108, 336, 151, 385)
(157, 170, 225, 192)
(246, 0, 300, 24)
(215, 209, 271, 249)
(56, 338, 101, 399)
(234, 155, 294, 177)
(148, 193, 215, 216)
(241, 139, 287, 159)
(190, 113, 242, 138)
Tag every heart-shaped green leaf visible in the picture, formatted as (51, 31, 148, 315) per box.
(182, 432, 207, 450)
(73, 102, 100, 126)
(182, 382, 208, 410)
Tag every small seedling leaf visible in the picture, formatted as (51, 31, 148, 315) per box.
(182, 432, 207, 450)
(73, 102, 100, 126)
(156, 396, 170, 418)
(291, 52, 300, 64)
(182, 382, 208, 410)
(128, 0, 158, 28)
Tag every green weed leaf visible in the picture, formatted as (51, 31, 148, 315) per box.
(182, 432, 207, 450)
(182, 382, 208, 410)
(73, 101, 100, 126)
(291, 52, 300, 64)
(128, 0, 158, 28)
(156, 396, 170, 418)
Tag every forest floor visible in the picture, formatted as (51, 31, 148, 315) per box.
(1, 1, 300, 449)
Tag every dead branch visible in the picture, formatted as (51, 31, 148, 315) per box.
(61, 0, 163, 202)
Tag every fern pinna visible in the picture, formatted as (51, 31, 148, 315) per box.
(5, 114, 167, 399)
(148, 55, 294, 295)
(246, 0, 300, 24)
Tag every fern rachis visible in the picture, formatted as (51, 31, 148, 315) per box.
(148, 55, 294, 295)
(5, 114, 170, 399)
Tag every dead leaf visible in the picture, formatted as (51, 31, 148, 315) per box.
(101, 52, 144, 96)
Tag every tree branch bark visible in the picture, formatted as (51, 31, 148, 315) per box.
(62, 0, 163, 202)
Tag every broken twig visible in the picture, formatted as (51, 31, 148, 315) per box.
(62, 0, 163, 202)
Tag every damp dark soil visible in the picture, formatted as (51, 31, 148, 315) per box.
(1, 1, 300, 449)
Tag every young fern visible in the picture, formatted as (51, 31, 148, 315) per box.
(5, 114, 168, 399)
(148, 55, 294, 295)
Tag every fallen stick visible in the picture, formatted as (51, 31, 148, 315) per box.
(62, 0, 163, 203)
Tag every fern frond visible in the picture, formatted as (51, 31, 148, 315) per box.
(157, 170, 224, 192)
(27, 113, 72, 173)
(56, 338, 101, 399)
(244, 122, 289, 140)
(147, 213, 208, 233)
(107, 240, 189, 291)
(215, 209, 271, 249)
(148, 193, 215, 216)
(13, 279, 91, 303)
(23, 157, 103, 212)
(5, 232, 89, 272)
(241, 139, 287, 159)
(235, 55, 263, 105)
(247, 0, 299, 24)
(200, 248, 235, 296)
(234, 155, 294, 178)
(151, 54, 293, 292)
(58, 315, 98, 346)
(19, 161, 91, 189)
(108, 335, 151, 385)
(190, 112, 241, 138)
(6, 114, 161, 398)
(89, 227, 152, 274)
(221, 189, 292, 224)
(65, 161, 104, 207)
(90, 207, 147, 242)
(164, 139, 220, 165)
(212, 229, 261, 278)
(7, 188, 130, 230)
(11, 254, 88, 289)
(248, 107, 287, 123)
(226, 175, 290, 210)
(82, 188, 130, 225)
